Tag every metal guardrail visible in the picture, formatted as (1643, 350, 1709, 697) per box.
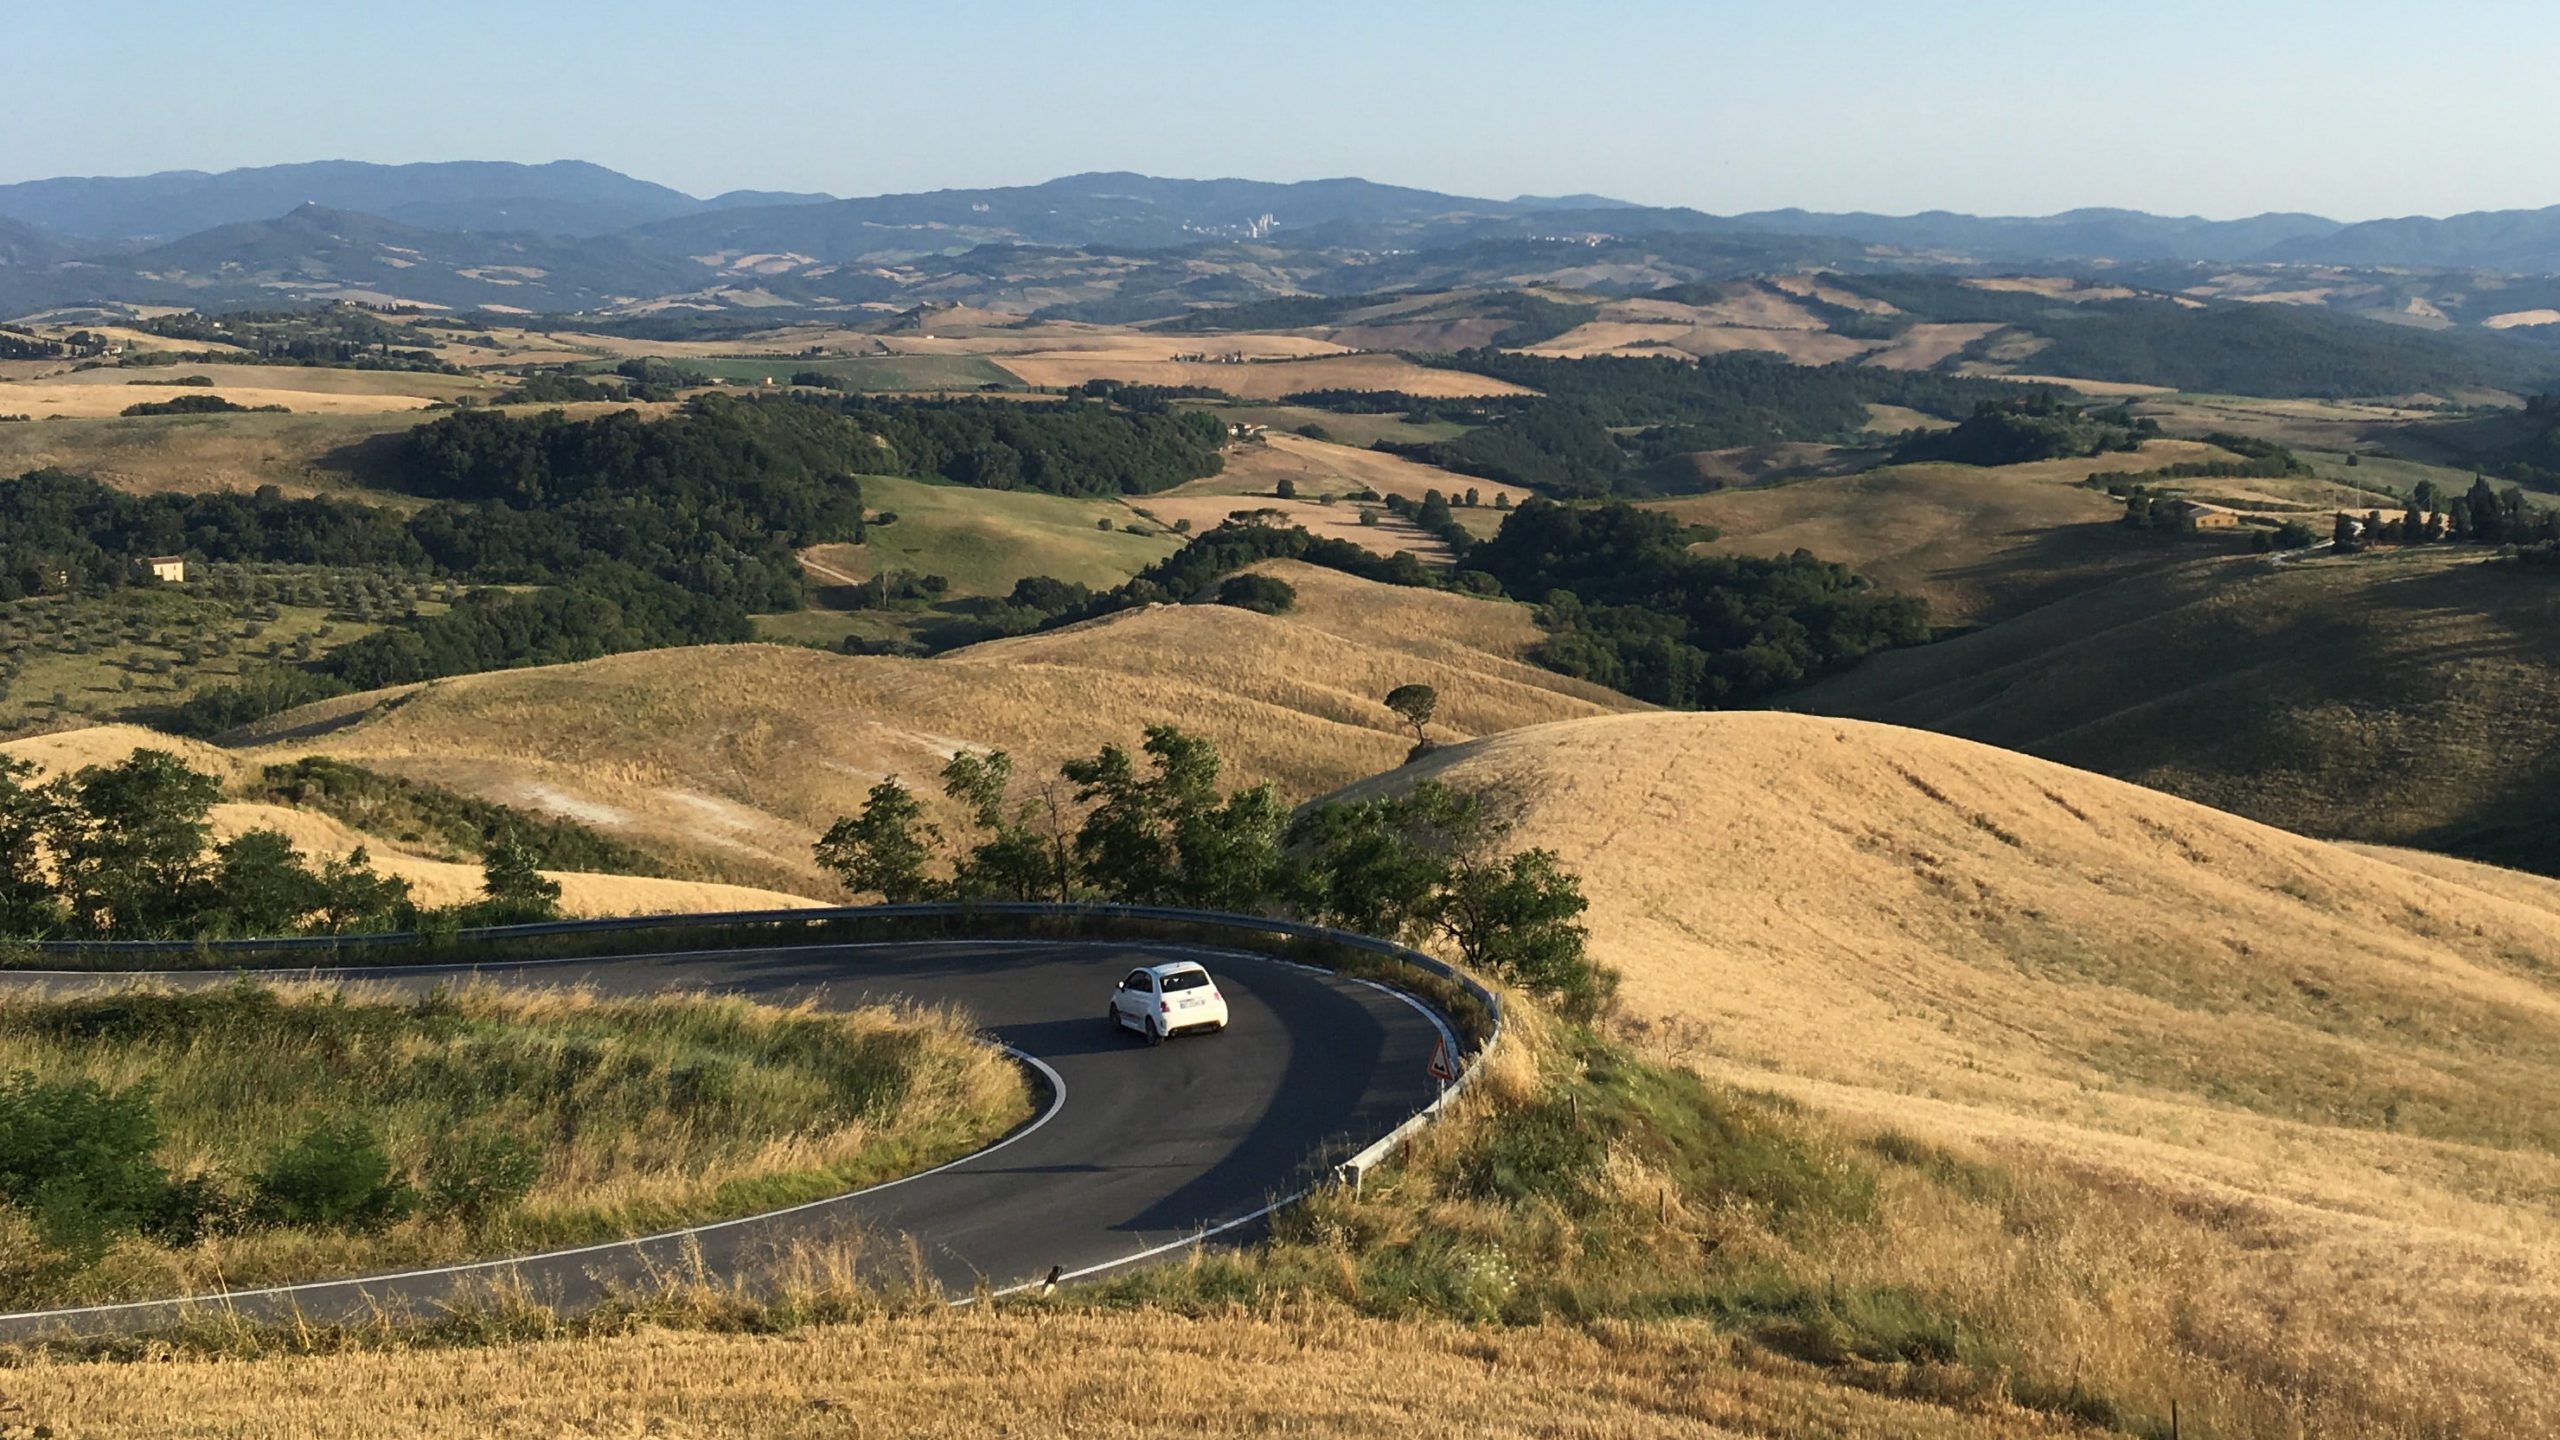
(17, 902, 1505, 1194)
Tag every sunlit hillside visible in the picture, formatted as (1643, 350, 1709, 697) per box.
(1333, 709, 2560, 1435)
(1653, 440, 2238, 626)
(0, 724, 821, 916)
(113, 563, 1639, 894)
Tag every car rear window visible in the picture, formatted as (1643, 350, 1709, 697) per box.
(1159, 971, 1210, 992)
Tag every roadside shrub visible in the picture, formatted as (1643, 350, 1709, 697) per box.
(252, 1117, 416, 1231)
(424, 1129, 543, 1227)
(0, 1073, 171, 1257)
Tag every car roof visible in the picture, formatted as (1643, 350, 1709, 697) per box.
(1142, 960, 1209, 977)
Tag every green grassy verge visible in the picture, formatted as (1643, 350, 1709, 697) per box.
(0, 978, 1029, 1309)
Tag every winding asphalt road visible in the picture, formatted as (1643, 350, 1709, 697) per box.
(0, 938, 1451, 1337)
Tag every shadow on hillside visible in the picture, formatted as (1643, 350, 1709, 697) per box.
(1927, 522, 2236, 625)
(310, 429, 413, 491)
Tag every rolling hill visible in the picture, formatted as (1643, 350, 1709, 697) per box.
(0, 159, 821, 242)
(1651, 439, 2243, 626)
(0, 724, 818, 916)
(1792, 546, 2560, 874)
(207, 562, 1639, 893)
(0, 165, 2554, 369)
(1336, 708, 2560, 1437)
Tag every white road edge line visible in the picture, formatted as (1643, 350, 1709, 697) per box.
(0, 1046, 1069, 1326)
(0, 938, 1473, 1319)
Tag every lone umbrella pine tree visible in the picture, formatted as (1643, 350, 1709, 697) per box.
(1384, 684, 1439, 748)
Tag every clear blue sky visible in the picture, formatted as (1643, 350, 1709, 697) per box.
(12, 0, 2554, 220)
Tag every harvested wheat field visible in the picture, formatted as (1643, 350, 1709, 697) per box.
(1131, 495, 1450, 557)
(0, 1307, 2080, 1440)
(218, 565, 1633, 892)
(1770, 273, 1901, 314)
(0, 409, 437, 497)
(0, 380, 443, 419)
(1858, 322, 2003, 371)
(1654, 441, 2242, 625)
(32, 363, 489, 402)
(1671, 326, 1878, 364)
(1324, 317, 1521, 351)
(1962, 275, 2140, 303)
(1665, 281, 1834, 331)
(2485, 308, 2560, 330)
(887, 329, 1347, 362)
(1193, 431, 1515, 506)
(1338, 710, 2560, 1437)
(1512, 319, 1699, 357)
(989, 351, 1535, 400)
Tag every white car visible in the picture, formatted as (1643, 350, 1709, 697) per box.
(1109, 961, 1230, 1044)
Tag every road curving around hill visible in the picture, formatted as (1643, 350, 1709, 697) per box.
(0, 937, 1455, 1338)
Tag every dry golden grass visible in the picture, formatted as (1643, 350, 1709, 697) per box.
(1672, 282, 1834, 330)
(201, 802, 820, 914)
(1858, 322, 2003, 371)
(33, 365, 488, 402)
(988, 351, 1534, 400)
(0, 1306, 2086, 1440)
(1795, 546, 2560, 864)
(0, 726, 822, 915)
(16, 324, 244, 356)
(1671, 327, 1878, 365)
(213, 565, 1633, 892)
(1337, 709, 2560, 1438)
(1325, 317, 1520, 350)
(1959, 369, 2176, 398)
(2485, 308, 2560, 330)
(0, 409, 435, 497)
(1961, 276, 2139, 302)
(891, 329, 1348, 362)
(0, 381, 441, 419)
(1512, 320, 1701, 357)
(1769, 274, 1901, 315)
(1653, 441, 2241, 625)
(0, 723, 247, 782)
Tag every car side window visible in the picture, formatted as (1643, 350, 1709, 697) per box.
(1123, 970, 1153, 992)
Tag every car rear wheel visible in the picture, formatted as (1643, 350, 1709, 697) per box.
(1147, 1017, 1165, 1046)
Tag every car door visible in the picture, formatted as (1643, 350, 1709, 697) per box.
(1117, 970, 1154, 1028)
